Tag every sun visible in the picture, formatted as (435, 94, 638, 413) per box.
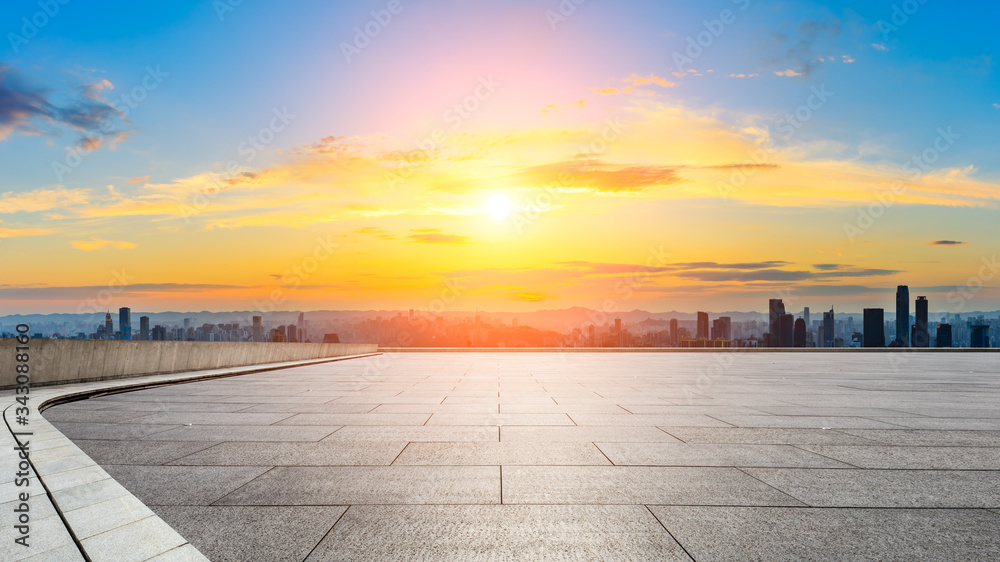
(486, 194, 513, 220)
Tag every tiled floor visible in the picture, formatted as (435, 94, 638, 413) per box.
(47, 352, 1000, 560)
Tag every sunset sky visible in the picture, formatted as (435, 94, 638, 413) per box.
(1, 0, 999, 314)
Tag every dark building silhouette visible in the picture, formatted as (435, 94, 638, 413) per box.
(696, 312, 709, 340)
(711, 316, 732, 342)
(971, 325, 990, 348)
(895, 285, 909, 346)
(768, 299, 785, 347)
(793, 318, 807, 347)
(104, 312, 114, 339)
(823, 308, 835, 348)
(936, 324, 952, 348)
(803, 307, 810, 329)
(778, 313, 794, 347)
(139, 316, 150, 341)
(252, 316, 263, 342)
(913, 296, 929, 348)
(863, 308, 886, 348)
(669, 318, 678, 346)
(119, 307, 131, 340)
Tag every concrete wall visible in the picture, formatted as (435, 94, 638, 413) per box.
(1, 339, 377, 389)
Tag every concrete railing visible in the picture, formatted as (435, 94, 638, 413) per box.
(0, 339, 377, 389)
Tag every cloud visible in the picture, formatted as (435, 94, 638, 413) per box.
(407, 229, 471, 244)
(0, 227, 54, 238)
(841, 55, 855, 63)
(929, 240, 968, 246)
(0, 188, 90, 214)
(774, 69, 803, 77)
(767, 18, 842, 76)
(70, 237, 137, 251)
(127, 175, 150, 183)
(728, 73, 760, 78)
(994, 103, 1000, 109)
(624, 74, 677, 88)
(0, 65, 130, 149)
(871, 43, 889, 52)
(518, 160, 686, 193)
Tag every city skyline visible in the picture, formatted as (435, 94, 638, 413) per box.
(1, 1, 1000, 314)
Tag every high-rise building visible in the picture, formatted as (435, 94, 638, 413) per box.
(895, 285, 909, 346)
(711, 317, 731, 342)
(914, 296, 929, 348)
(669, 318, 678, 346)
(778, 314, 794, 347)
(297, 312, 307, 342)
(793, 318, 807, 347)
(252, 316, 263, 342)
(139, 316, 150, 341)
(971, 325, 990, 348)
(803, 307, 810, 328)
(863, 308, 886, 348)
(588, 324, 596, 347)
(118, 307, 131, 340)
(768, 299, 785, 345)
(287, 325, 298, 342)
(936, 324, 952, 348)
(823, 308, 835, 348)
(104, 312, 114, 339)
(696, 312, 709, 340)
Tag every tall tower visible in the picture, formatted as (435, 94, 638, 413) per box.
(896, 285, 909, 346)
(914, 296, 929, 348)
(252, 316, 263, 342)
(863, 308, 886, 348)
(696, 312, 709, 340)
(803, 307, 810, 328)
(119, 307, 132, 340)
(823, 308, 835, 347)
(104, 312, 114, 339)
(669, 318, 678, 346)
(768, 299, 785, 346)
(139, 316, 150, 341)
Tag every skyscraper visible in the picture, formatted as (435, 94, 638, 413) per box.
(803, 307, 810, 328)
(297, 312, 307, 342)
(119, 307, 131, 340)
(139, 316, 150, 341)
(936, 324, 952, 348)
(778, 314, 794, 347)
(823, 308, 835, 348)
(914, 296, 929, 348)
(863, 308, 886, 348)
(971, 325, 990, 348)
(104, 312, 114, 339)
(696, 312, 709, 340)
(793, 318, 806, 347)
(669, 318, 678, 346)
(252, 316, 263, 342)
(768, 299, 785, 346)
(896, 285, 909, 346)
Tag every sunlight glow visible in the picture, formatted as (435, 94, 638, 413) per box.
(486, 194, 513, 220)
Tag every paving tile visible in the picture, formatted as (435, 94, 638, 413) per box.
(867, 417, 1000, 431)
(662, 427, 882, 445)
(102, 465, 271, 505)
(51, 478, 131, 512)
(274, 413, 431, 426)
(568, 413, 733, 427)
(143, 425, 340, 442)
(18, 543, 86, 561)
(1, 514, 75, 560)
(169, 441, 407, 466)
(799, 445, 1000, 470)
(238, 403, 378, 414)
(502, 466, 804, 505)
(705, 415, 908, 429)
(48, 422, 182, 440)
(305, 505, 689, 561)
(501, 426, 681, 443)
(71, 440, 220, 465)
(214, 466, 500, 505)
(80, 516, 187, 562)
(650, 506, 1000, 561)
(63, 493, 156, 539)
(595, 443, 852, 468)
(152, 506, 346, 562)
(40, 409, 155, 424)
(424, 413, 575, 426)
(128, 412, 295, 425)
(744, 468, 1000, 507)
(143, 544, 209, 561)
(323, 426, 498, 442)
(393, 442, 612, 465)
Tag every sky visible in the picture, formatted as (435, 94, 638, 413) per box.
(1, 0, 998, 315)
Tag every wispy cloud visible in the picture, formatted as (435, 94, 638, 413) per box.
(70, 237, 136, 251)
(929, 240, 968, 246)
(127, 175, 150, 183)
(407, 229, 471, 244)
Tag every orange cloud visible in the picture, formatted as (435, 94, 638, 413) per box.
(70, 237, 137, 251)
(127, 175, 151, 183)
(774, 69, 803, 77)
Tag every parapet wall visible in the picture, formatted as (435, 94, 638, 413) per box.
(0, 339, 377, 389)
